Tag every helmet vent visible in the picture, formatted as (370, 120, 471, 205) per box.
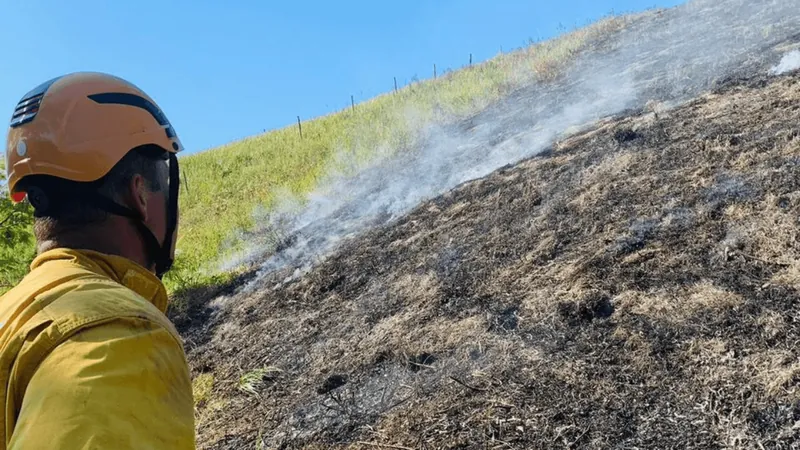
(10, 93, 44, 128)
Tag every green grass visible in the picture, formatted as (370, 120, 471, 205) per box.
(164, 15, 629, 299)
(192, 373, 215, 406)
(237, 367, 283, 397)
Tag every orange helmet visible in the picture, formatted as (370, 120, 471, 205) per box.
(4, 72, 183, 277)
(6, 72, 182, 200)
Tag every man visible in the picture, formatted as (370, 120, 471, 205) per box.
(0, 72, 195, 448)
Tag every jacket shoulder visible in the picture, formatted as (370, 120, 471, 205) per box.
(40, 276, 180, 341)
(3, 263, 180, 349)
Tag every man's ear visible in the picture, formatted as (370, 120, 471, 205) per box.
(125, 174, 150, 221)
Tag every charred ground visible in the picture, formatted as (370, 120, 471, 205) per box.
(179, 67, 800, 449)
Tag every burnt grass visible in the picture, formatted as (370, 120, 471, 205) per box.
(180, 71, 800, 449)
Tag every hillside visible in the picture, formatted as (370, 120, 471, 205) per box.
(185, 69, 800, 448)
(180, 4, 800, 448)
(164, 15, 630, 296)
(186, 66, 800, 448)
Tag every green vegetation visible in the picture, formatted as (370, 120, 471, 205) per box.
(0, 160, 35, 293)
(237, 367, 282, 397)
(192, 373, 215, 407)
(0, 15, 630, 297)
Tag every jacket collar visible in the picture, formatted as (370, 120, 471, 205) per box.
(30, 248, 169, 313)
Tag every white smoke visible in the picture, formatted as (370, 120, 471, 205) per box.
(771, 50, 800, 75)
(229, 0, 800, 287)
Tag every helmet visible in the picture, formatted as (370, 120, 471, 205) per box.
(4, 72, 183, 277)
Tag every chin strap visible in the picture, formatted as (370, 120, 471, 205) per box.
(161, 152, 180, 277)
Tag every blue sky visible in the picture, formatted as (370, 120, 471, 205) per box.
(1, 1, 684, 155)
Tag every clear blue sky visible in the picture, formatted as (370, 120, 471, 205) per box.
(1, 1, 683, 154)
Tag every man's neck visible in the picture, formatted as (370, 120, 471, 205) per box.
(37, 227, 151, 271)
(37, 237, 123, 258)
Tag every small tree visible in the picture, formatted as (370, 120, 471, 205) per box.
(0, 158, 35, 292)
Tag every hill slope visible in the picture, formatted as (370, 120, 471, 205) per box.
(164, 15, 629, 295)
(184, 66, 800, 448)
(175, 1, 800, 448)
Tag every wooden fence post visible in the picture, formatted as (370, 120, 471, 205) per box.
(182, 171, 190, 195)
(470, 53, 473, 66)
(394, 77, 398, 94)
(351, 95, 355, 113)
(434, 64, 437, 79)
(297, 116, 303, 139)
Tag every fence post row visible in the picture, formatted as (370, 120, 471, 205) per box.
(294, 53, 481, 140)
(293, 52, 482, 137)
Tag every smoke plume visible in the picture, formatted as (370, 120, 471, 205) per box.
(231, 0, 800, 287)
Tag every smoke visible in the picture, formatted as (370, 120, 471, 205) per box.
(232, 0, 800, 287)
(771, 50, 800, 75)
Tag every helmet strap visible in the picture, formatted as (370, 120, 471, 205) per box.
(160, 153, 180, 277)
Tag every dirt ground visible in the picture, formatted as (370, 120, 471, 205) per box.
(175, 65, 800, 449)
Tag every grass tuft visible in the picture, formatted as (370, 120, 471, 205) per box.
(192, 373, 215, 407)
(237, 366, 283, 397)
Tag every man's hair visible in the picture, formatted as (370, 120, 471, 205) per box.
(22, 145, 169, 242)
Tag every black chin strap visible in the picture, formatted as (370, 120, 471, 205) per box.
(161, 152, 180, 277)
(88, 153, 180, 279)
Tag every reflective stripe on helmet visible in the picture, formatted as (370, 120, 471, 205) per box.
(87, 93, 180, 143)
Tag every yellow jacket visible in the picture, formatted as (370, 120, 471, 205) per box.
(0, 249, 195, 449)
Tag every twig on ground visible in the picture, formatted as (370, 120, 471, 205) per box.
(408, 362, 436, 371)
(568, 427, 590, 448)
(448, 376, 487, 392)
(736, 251, 790, 268)
(353, 441, 415, 450)
(384, 395, 412, 413)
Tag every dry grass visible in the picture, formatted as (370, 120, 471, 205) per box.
(616, 281, 744, 323)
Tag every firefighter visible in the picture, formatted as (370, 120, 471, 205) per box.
(0, 72, 195, 449)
